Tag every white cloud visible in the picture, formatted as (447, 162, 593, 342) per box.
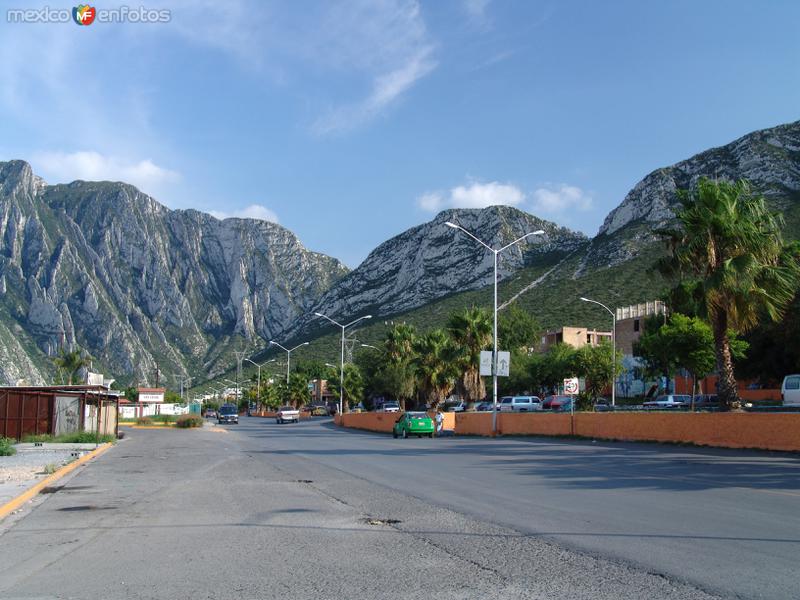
(531, 184, 592, 214)
(417, 181, 525, 212)
(463, 0, 492, 24)
(32, 151, 180, 191)
(209, 204, 279, 224)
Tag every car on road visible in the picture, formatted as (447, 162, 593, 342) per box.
(593, 398, 612, 412)
(475, 401, 493, 411)
(217, 404, 238, 424)
(276, 406, 300, 424)
(542, 395, 572, 410)
(205, 409, 217, 419)
(380, 401, 401, 413)
(643, 394, 690, 408)
(498, 396, 542, 412)
(309, 404, 329, 416)
(392, 412, 435, 438)
(782, 374, 800, 406)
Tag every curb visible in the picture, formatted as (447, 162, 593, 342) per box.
(0, 443, 113, 521)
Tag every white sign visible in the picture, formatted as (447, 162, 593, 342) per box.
(564, 377, 579, 395)
(496, 351, 511, 377)
(139, 392, 165, 403)
(86, 371, 104, 386)
(479, 351, 493, 376)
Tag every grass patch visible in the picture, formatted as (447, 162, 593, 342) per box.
(0, 436, 16, 456)
(21, 432, 116, 444)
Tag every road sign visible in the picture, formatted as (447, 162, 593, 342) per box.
(563, 377, 579, 395)
(496, 351, 511, 377)
(479, 351, 492, 376)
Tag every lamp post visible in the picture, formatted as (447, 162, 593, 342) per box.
(580, 296, 616, 407)
(269, 341, 309, 384)
(243, 358, 276, 411)
(360, 344, 379, 351)
(180, 376, 192, 402)
(314, 313, 373, 415)
(445, 222, 545, 433)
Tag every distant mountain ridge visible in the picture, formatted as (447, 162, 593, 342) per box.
(1, 119, 798, 385)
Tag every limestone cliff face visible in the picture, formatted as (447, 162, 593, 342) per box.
(590, 121, 800, 267)
(0, 161, 348, 385)
(284, 206, 588, 339)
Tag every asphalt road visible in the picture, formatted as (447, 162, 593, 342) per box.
(0, 417, 797, 599)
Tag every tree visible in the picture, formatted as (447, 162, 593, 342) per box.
(328, 364, 365, 411)
(448, 307, 492, 409)
(52, 347, 92, 385)
(285, 372, 310, 408)
(633, 314, 679, 390)
(537, 343, 577, 393)
(658, 178, 800, 409)
(378, 323, 418, 410)
(498, 305, 540, 352)
(573, 342, 621, 400)
(411, 329, 458, 410)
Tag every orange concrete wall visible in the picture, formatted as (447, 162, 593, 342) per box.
(575, 412, 800, 452)
(338, 410, 800, 452)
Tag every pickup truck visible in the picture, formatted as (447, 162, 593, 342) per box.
(276, 406, 300, 424)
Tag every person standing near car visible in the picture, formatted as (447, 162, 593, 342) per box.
(435, 409, 444, 436)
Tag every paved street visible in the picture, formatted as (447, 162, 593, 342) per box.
(0, 417, 798, 599)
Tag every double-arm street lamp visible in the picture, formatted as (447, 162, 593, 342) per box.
(445, 221, 545, 433)
(314, 312, 373, 415)
(579, 297, 616, 407)
(243, 358, 276, 409)
(269, 341, 309, 384)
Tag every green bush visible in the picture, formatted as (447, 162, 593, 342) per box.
(154, 414, 177, 423)
(53, 432, 116, 444)
(0, 436, 16, 456)
(136, 417, 154, 425)
(175, 414, 204, 428)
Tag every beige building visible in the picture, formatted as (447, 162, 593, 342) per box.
(540, 326, 612, 352)
(615, 300, 668, 355)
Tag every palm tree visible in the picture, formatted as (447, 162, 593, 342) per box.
(658, 178, 800, 409)
(411, 329, 458, 410)
(286, 373, 310, 408)
(381, 323, 417, 410)
(328, 364, 365, 411)
(52, 348, 92, 385)
(447, 307, 492, 410)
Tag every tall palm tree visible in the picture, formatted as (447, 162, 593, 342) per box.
(658, 178, 800, 409)
(52, 348, 92, 385)
(328, 364, 365, 411)
(447, 307, 492, 410)
(381, 323, 417, 410)
(411, 329, 458, 410)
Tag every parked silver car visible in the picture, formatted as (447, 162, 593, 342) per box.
(643, 394, 690, 408)
(498, 396, 542, 412)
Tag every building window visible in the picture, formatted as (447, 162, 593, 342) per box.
(634, 319, 640, 332)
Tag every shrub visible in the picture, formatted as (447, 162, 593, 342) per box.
(154, 414, 177, 423)
(21, 433, 54, 443)
(136, 417, 153, 425)
(0, 436, 16, 456)
(175, 414, 204, 428)
(54, 432, 116, 444)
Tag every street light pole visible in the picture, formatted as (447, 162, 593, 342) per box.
(243, 358, 276, 411)
(445, 222, 545, 433)
(314, 313, 373, 415)
(580, 297, 616, 407)
(269, 341, 310, 384)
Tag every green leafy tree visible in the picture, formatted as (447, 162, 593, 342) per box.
(573, 342, 621, 400)
(448, 307, 492, 409)
(261, 383, 281, 410)
(411, 329, 459, 410)
(633, 314, 679, 388)
(124, 386, 139, 403)
(537, 343, 577, 393)
(657, 178, 800, 410)
(285, 372, 310, 408)
(498, 305, 541, 352)
(52, 347, 92, 385)
(328, 363, 365, 411)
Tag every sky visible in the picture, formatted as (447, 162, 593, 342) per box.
(1, 0, 798, 267)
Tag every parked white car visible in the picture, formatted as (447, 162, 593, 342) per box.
(447, 401, 467, 412)
(498, 396, 542, 412)
(781, 375, 800, 406)
(380, 401, 401, 413)
(643, 394, 691, 408)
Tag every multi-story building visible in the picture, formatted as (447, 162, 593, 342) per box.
(540, 326, 612, 352)
(615, 300, 668, 355)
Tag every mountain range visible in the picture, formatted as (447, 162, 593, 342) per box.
(1, 119, 798, 387)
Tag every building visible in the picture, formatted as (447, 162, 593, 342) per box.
(0, 385, 119, 441)
(615, 300, 668, 355)
(309, 379, 335, 405)
(540, 326, 612, 352)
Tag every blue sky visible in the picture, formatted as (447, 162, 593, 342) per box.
(1, 1, 798, 267)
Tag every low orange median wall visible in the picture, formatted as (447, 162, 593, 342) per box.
(336, 410, 800, 452)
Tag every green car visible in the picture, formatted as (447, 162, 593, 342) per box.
(392, 412, 435, 438)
